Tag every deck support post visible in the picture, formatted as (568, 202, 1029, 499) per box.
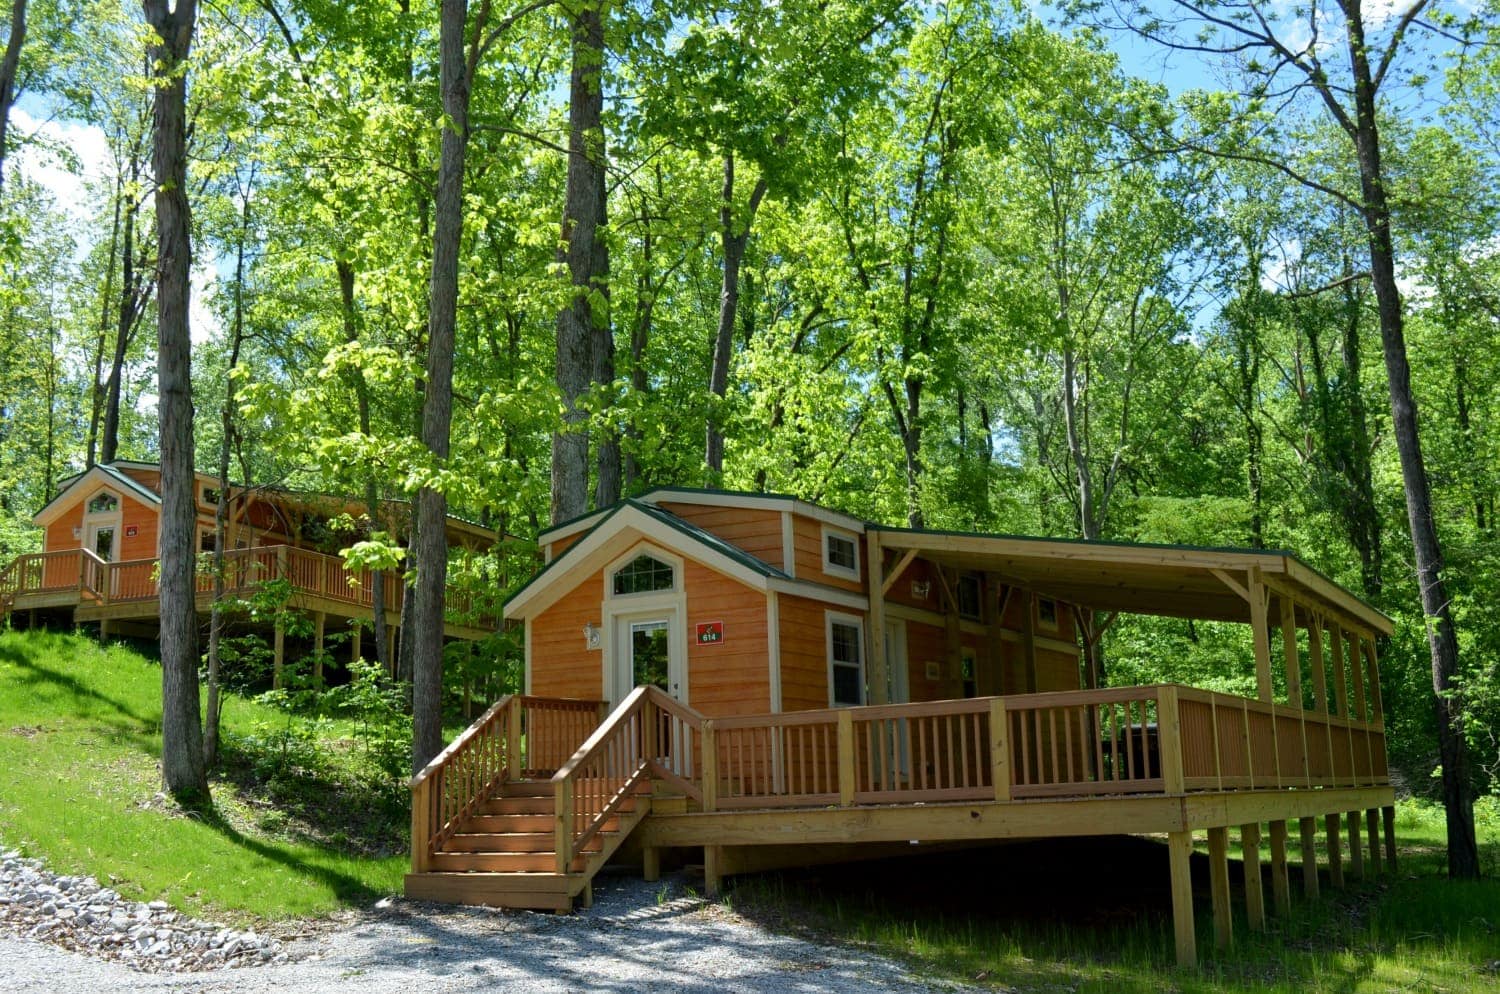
(703, 844, 722, 898)
(312, 611, 326, 687)
(351, 626, 361, 664)
(1365, 808, 1382, 875)
(1241, 823, 1265, 931)
(1382, 806, 1397, 869)
(1268, 820, 1290, 915)
(1299, 816, 1320, 897)
(1207, 826, 1233, 949)
(1325, 813, 1345, 888)
(642, 846, 660, 883)
(579, 880, 592, 910)
(1167, 830, 1197, 968)
(98, 618, 110, 640)
(272, 619, 285, 689)
(1347, 810, 1364, 880)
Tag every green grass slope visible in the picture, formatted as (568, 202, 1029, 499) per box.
(0, 630, 407, 923)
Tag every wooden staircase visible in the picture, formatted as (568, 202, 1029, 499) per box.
(405, 776, 651, 911)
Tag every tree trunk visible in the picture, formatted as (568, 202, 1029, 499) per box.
(205, 177, 250, 770)
(1338, 267, 1382, 597)
(551, 1, 608, 525)
(704, 153, 767, 478)
(143, 0, 207, 804)
(86, 171, 124, 468)
(411, 0, 471, 772)
(102, 177, 149, 465)
(336, 258, 390, 676)
(0, 0, 24, 193)
(1345, 14, 1478, 878)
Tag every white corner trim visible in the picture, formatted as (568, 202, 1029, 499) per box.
(523, 618, 533, 695)
(767, 591, 782, 713)
(781, 511, 796, 578)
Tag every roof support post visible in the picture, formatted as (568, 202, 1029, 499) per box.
(1020, 590, 1038, 694)
(1307, 614, 1329, 714)
(1329, 621, 1349, 718)
(1347, 629, 1367, 723)
(1249, 567, 1274, 704)
(865, 531, 888, 705)
(1362, 637, 1384, 721)
(1279, 595, 1302, 710)
(983, 575, 1006, 696)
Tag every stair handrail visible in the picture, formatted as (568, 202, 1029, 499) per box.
(409, 695, 519, 872)
(551, 686, 706, 873)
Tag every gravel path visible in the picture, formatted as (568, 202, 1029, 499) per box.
(0, 870, 968, 993)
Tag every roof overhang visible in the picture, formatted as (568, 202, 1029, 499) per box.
(537, 487, 867, 549)
(506, 502, 777, 620)
(34, 464, 162, 527)
(871, 526, 1393, 637)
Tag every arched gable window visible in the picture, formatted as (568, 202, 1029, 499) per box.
(86, 491, 119, 515)
(611, 553, 674, 596)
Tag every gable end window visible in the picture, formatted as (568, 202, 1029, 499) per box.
(826, 613, 865, 707)
(612, 554, 675, 596)
(86, 492, 119, 515)
(822, 526, 860, 580)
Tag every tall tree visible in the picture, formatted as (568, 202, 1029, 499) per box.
(142, 0, 207, 803)
(551, 0, 609, 524)
(1089, 0, 1483, 878)
(0, 0, 24, 190)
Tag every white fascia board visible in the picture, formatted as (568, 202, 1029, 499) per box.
(505, 504, 771, 621)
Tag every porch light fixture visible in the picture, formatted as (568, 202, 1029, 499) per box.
(911, 580, 930, 600)
(583, 622, 601, 650)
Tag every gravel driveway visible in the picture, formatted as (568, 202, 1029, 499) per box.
(0, 871, 965, 993)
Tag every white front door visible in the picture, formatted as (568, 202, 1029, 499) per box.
(611, 607, 686, 703)
(884, 618, 910, 704)
(86, 523, 118, 562)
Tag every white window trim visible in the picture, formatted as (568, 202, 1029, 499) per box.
(607, 544, 683, 599)
(821, 524, 861, 582)
(825, 610, 866, 708)
(601, 543, 689, 706)
(82, 488, 123, 560)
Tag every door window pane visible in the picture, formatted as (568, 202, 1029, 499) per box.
(631, 620, 670, 691)
(92, 528, 115, 562)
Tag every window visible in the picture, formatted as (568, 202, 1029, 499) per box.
(199, 529, 218, 554)
(960, 650, 978, 699)
(957, 574, 982, 620)
(86, 491, 119, 515)
(612, 554, 674, 596)
(827, 613, 865, 707)
(822, 526, 859, 580)
(201, 486, 221, 506)
(1037, 597, 1059, 630)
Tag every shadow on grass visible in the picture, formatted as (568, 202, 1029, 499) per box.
(0, 642, 163, 755)
(183, 800, 390, 907)
(721, 836, 1463, 992)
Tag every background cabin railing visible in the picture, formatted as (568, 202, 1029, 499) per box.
(0, 545, 499, 629)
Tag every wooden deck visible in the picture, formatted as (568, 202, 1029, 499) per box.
(0, 545, 498, 642)
(407, 685, 1394, 966)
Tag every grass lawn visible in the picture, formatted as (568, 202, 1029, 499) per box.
(0, 629, 410, 924)
(726, 801, 1500, 992)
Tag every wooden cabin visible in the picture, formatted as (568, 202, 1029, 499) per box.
(407, 488, 1396, 967)
(0, 461, 501, 677)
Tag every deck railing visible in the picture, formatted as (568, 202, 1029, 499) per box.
(0, 545, 498, 629)
(407, 682, 1390, 876)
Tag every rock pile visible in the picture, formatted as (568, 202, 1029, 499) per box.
(0, 849, 287, 972)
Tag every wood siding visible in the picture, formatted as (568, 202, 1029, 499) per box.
(682, 560, 770, 715)
(778, 593, 833, 712)
(792, 514, 863, 593)
(529, 567, 605, 701)
(656, 502, 786, 571)
(43, 503, 83, 553)
(119, 495, 158, 560)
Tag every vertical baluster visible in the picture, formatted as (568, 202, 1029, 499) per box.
(1017, 710, 1031, 786)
